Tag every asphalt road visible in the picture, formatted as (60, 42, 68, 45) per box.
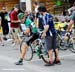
(0, 41, 75, 72)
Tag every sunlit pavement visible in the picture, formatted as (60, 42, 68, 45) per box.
(0, 43, 75, 72)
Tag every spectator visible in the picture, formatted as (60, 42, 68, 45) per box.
(68, 2, 75, 15)
(25, 10, 34, 22)
(9, 4, 21, 46)
(0, 7, 9, 40)
(0, 16, 3, 45)
(67, 2, 75, 32)
(33, 1, 39, 27)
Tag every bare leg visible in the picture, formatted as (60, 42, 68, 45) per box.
(54, 48, 60, 61)
(20, 43, 29, 59)
(15, 43, 29, 65)
(48, 49, 53, 64)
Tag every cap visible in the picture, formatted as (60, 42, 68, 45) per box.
(18, 13, 25, 19)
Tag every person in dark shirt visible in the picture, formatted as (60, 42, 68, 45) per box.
(38, 6, 61, 66)
(0, 7, 9, 40)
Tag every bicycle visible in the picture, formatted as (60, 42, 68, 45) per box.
(20, 30, 49, 63)
(57, 28, 75, 53)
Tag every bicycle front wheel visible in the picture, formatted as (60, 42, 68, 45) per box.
(41, 54, 49, 63)
(20, 39, 33, 61)
(40, 43, 49, 63)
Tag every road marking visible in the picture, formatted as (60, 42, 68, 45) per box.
(2, 68, 25, 71)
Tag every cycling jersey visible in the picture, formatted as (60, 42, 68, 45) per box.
(24, 18, 38, 34)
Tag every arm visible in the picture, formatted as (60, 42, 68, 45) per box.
(43, 25, 49, 33)
(0, 17, 1, 26)
(10, 13, 20, 23)
(23, 19, 32, 35)
(68, 7, 73, 15)
(24, 27, 30, 34)
(11, 20, 20, 23)
(41, 14, 50, 38)
(67, 20, 73, 32)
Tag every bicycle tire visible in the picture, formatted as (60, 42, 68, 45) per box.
(69, 39, 75, 53)
(57, 34, 67, 50)
(41, 54, 49, 63)
(58, 39, 67, 50)
(39, 41, 49, 63)
(20, 38, 33, 61)
(69, 29, 75, 53)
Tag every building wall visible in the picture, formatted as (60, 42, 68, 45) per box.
(0, 0, 19, 11)
(32, 0, 56, 14)
(26, 0, 32, 11)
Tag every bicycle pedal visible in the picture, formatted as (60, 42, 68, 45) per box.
(33, 51, 36, 53)
(73, 37, 75, 40)
(39, 56, 42, 59)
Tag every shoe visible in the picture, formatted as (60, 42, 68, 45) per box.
(1, 43, 5, 46)
(3, 37, 7, 41)
(7, 39, 13, 42)
(53, 60, 61, 65)
(15, 61, 23, 65)
(44, 62, 54, 66)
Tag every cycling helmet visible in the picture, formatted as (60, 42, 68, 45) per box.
(18, 13, 24, 19)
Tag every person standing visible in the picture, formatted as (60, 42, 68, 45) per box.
(9, 4, 21, 46)
(38, 6, 61, 66)
(68, 2, 75, 15)
(67, 2, 75, 32)
(33, 1, 39, 27)
(0, 7, 9, 40)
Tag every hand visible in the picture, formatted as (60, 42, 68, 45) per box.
(41, 32, 46, 38)
(18, 20, 21, 23)
(65, 32, 70, 36)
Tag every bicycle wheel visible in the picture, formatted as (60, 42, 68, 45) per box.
(58, 40, 68, 50)
(69, 38, 75, 53)
(57, 34, 67, 50)
(20, 38, 33, 61)
(69, 29, 75, 53)
(39, 42, 49, 63)
(41, 54, 49, 63)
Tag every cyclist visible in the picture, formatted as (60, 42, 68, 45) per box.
(15, 13, 39, 65)
(67, 2, 75, 32)
(38, 6, 61, 66)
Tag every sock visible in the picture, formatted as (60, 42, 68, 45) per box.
(19, 58, 23, 62)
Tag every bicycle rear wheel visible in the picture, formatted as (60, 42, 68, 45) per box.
(57, 39, 67, 50)
(20, 38, 33, 61)
(69, 29, 75, 53)
(69, 37, 75, 53)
